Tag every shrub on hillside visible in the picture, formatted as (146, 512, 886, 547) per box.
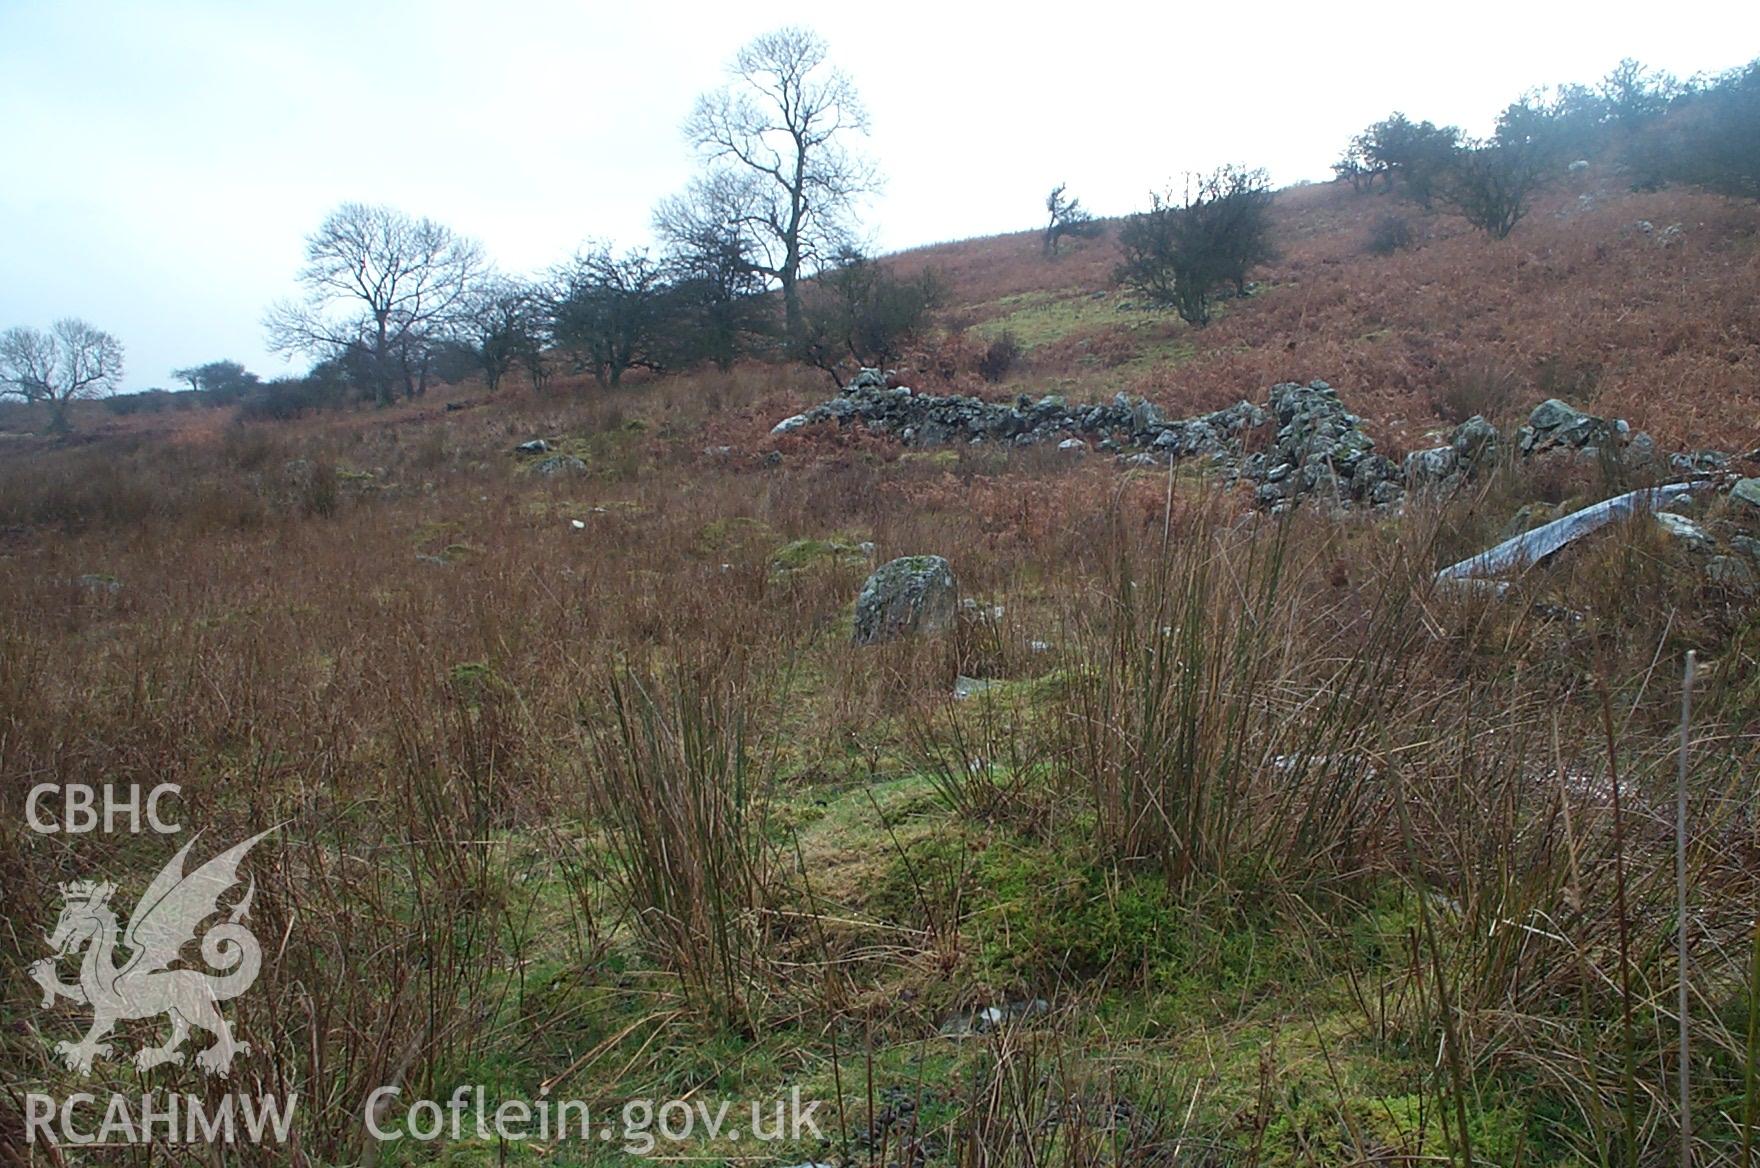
(796, 250, 944, 386)
(1365, 213, 1414, 256)
(1116, 165, 1275, 327)
(1441, 137, 1549, 238)
(977, 332, 1022, 383)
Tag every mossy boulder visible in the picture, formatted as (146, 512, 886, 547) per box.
(853, 555, 957, 645)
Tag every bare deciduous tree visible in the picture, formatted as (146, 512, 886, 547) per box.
(685, 26, 875, 346)
(265, 203, 486, 405)
(654, 171, 773, 370)
(549, 247, 675, 389)
(0, 318, 124, 433)
(460, 278, 547, 394)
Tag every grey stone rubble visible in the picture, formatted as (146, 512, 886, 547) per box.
(853, 555, 958, 646)
(533, 454, 587, 477)
(1243, 381, 1400, 508)
(1403, 414, 1500, 491)
(775, 377, 1406, 508)
(772, 381, 1751, 516)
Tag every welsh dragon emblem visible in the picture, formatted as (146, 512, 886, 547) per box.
(28, 829, 273, 1077)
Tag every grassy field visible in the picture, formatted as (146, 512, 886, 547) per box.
(3, 171, 1760, 1167)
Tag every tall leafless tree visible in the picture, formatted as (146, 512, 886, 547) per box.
(0, 318, 124, 433)
(265, 203, 486, 405)
(684, 27, 875, 346)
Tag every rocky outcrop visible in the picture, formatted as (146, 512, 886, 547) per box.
(853, 556, 958, 645)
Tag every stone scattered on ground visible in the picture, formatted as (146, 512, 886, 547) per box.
(74, 574, 121, 593)
(1731, 478, 1760, 512)
(853, 555, 957, 645)
(938, 998, 1051, 1038)
(1655, 511, 1715, 550)
(533, 454, 587, 477)
(953, 675, 997, 700)
(515, 439, 550, 454)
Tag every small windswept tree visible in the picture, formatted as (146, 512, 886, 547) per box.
(0, 318, 124, 433)
(1043, 184, 1100, 256)
(171, 359, 261, 401)
(1116, 166, 1275, 327)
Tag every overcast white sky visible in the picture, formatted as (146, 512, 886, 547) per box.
(2, 0, 1755, 393)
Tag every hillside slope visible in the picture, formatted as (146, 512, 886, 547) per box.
(881, 173, 1760, 456)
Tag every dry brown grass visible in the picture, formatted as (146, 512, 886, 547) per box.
(2, 175, 1759, 1166)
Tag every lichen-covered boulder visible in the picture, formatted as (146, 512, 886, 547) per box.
(853, 556, 957, 645)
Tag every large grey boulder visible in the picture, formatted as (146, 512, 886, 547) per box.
(1731, 478, 1760, 513)
(853, 556, 957, 645)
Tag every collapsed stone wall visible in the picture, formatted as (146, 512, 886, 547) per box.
(772, 375, 1399, 508)
(769, 374, 1749, 512)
